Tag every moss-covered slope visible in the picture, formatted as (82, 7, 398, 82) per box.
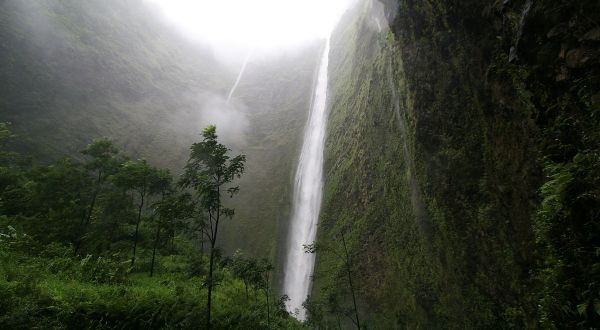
(314, 0, 599, 328)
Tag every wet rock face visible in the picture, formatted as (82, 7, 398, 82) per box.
(318, 0, 599, 328)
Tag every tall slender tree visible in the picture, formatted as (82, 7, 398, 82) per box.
(75, 138, 120, 255)
(113, 159, 160, 267)
(148, 169, 172, 276)
(179, 125, 245, 329)
(257, 258, 274, 327)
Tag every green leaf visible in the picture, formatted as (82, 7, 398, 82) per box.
(573, 153, 586, 163)
(577, 303, 587, 315)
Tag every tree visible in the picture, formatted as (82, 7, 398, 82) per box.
(31, 158, 89, 244)
(75, 138, 121, 254)
(304, 231, 361, 329)
(256, 258, 274, 328)
(112, 159, 160, 267)
(230, 251, 275, 327)
(0, 122, 19, 168)
(179, 125, 245, 329)
(96, 184, 135, 249)
(231, 250, 254, 300)
(0, 123, 32, 218)
(148, 169, 172, 276)
(150, 189, 194, 277)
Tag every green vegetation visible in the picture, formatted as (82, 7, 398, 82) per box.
(179, 125, 246, 328)
(0, 123, 303, 329)
(1, 0, 597, 328)
(312, 0, 600, 329)
(0, 0, 320, 262)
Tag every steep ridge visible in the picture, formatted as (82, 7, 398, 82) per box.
(0, 0, 225, 163)
(314, 0, 599, 328)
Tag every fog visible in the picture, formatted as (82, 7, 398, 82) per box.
(0, 0, 359, 177)
(145, 0, 354, 61)
(198, 94, 250, 147)
(132, 0, 354, 154)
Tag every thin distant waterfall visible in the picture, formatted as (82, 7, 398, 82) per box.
(226, 50, 253, 104)
(283, 39, 330, 321)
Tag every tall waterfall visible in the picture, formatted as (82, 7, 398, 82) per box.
(283, 39, 331, 321)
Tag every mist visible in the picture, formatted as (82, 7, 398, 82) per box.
(187, 93, 250, 148)
(144, 0, 354, 56)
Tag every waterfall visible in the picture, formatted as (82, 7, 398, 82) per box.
(226, 50, 253, 104)
(283, 39, 331, 321)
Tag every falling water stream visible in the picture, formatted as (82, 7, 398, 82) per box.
(226, 50, 254, 104)
(283, 39, 331, 320)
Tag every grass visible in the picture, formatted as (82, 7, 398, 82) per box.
(0, 247, 305, 329)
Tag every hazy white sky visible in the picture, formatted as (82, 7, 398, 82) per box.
(146, 0, 354, 51)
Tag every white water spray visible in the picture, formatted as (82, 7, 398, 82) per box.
(283, 39, 330, 320)
(226, 50, 253, 104)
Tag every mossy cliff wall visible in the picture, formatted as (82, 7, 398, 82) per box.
(313, 0, 599, 328)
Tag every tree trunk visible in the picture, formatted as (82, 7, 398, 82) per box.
(342, 233, 361, 330)
(108, 189, 128, 243)
(199, 229, 204, 254)
(131, 193, 144, 267)
(150, 224, 160, 277)
(265, 273, 271, 327)
(74, 174, 101, 255)
(170, 228, 175, 254)
(206, 185, 221, 330)
(207, 237, 216, 330)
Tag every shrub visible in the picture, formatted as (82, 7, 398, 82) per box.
(0, 225, 35, 253)
(79, 254, 130, 284)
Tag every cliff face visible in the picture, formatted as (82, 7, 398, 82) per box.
(316, 0, 599, 328)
